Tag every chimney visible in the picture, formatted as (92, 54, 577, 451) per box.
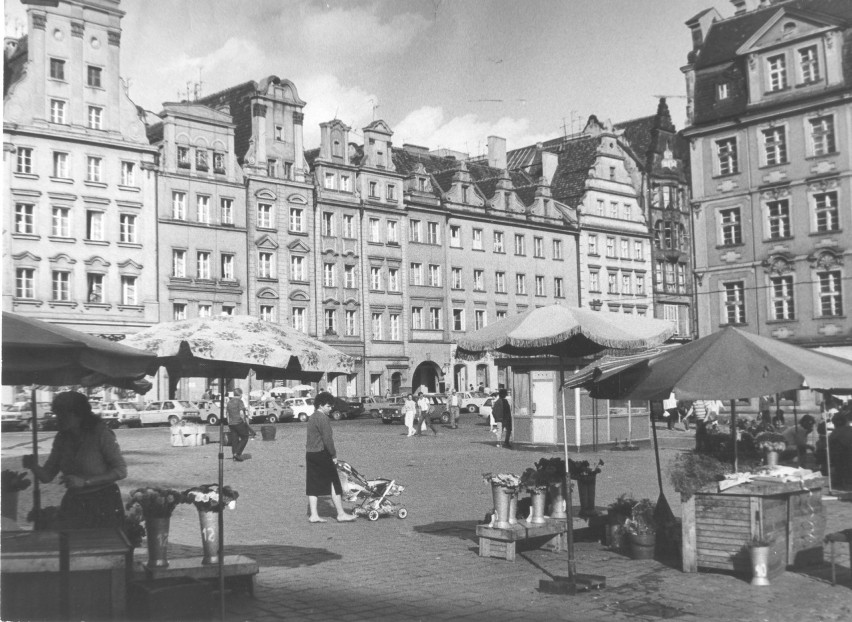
(541, 151, 557, 186)
(487, 135, 506, 170)
(686, 8, 721, 50)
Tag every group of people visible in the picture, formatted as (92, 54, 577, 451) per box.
(401, 392, 439, 437)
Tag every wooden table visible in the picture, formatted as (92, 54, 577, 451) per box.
(681, 476, 826, 577)
(135, 555, 259, 594)
(1, 528, 132, 621)
(476, 519, 568, 561)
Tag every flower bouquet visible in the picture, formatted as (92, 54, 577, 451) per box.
(534, 457, 566, 483)
(568, 458, 604, 480)
(126, 487, 183, 519)
(624, 498, 657, 536)
(123, 502, 146, 548)
(2, 469, 32, 493)
(182, 483, 239, 512)
(482, 472, 521, 491)
(520, 467, 550, 492)
(754, 432, 786, 453)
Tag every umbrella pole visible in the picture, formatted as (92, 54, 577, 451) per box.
(560, 385, 576, 583)
(30, 387, 41, 524)
(730, 400, 737, 472)
(651, 402, 664, 492)
(218, 379, 225, 621)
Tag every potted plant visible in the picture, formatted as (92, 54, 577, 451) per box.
(534, 457, 567, 519)
(182, 483, 239, 564)
(624, 498, 657, 560)
(520, 468, 549, 524)
(126, 487, 183, 568)
(1, 469, 31, 523)
(482, 473, 520, 529)
(747, 534, 774, 586)
(607, 494, 637, 551)
(568, 459, 604, 517)
(754, 432, 786, 468)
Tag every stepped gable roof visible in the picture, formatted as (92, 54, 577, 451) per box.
(695, 0, 852, 69)
(3, 35, 28, 98)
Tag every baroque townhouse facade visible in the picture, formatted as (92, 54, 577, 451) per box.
(683, 0, 852, 410)
(3, 1, 158, 378)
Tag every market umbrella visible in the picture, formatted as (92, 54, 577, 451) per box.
(456, 305, 676, 594)
(122, 315, 355, 620)
(268, 386, 295, 396)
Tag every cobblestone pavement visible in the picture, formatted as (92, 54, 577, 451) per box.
(3, 415, 851, 621)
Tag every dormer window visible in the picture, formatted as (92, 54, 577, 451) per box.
(461, 185, 469, 203)
(716, 82, 730, 101)
(177, 146, 190, 168)
(377, 150, 385, 169)
(196, 149, 208, 171)
(418, 178, 427, 192)
(767, 54, 787, 92)
(798, 46, 820, 83)
(333, 140, 342, 157)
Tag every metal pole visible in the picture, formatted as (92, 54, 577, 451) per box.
(560, 383, 576, 588)
(730, 399, 738, 472)
(218, 379, 225, 621)
(30, 387, 41, 525)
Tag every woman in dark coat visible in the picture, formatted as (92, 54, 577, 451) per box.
(305, 391, 356, 523)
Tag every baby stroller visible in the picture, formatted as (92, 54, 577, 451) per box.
(336, 460, 407, 521)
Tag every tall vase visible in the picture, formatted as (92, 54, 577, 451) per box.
(508, 492, 518, 526)
(145, 516, 171, 568)
(1, 490, 19, 522)
(491, 483, 513, 529)
(750, 545, 771, 586)
(528, 489, 548, 524)
(765, 451, 779, 468)
(577, 475, 597, 517)
(198, 510, 220, 565)
(548, 481, 567, 519)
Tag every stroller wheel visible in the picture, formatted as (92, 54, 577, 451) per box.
(397, 508, 408, 519)
(367, 510, 380, 521)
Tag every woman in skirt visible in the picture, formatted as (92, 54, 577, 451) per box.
(305, 391, 356, 523)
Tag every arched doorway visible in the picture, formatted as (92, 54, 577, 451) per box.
(391, 372, 402, 395)
(475, 364, 489, 391)
(411, 361, 442, 394)
(453, 363, 466, 392)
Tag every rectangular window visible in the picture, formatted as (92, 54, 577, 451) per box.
(655, 261, 663, 289)
(196, 195, 210, 224)
(88, 106, 103, 130)
(119, 214, 137, 243)
(52, 207, 70, 237)
(388, 267, 399, 291)
(213, 152, 225, 174)
(451, 267, 462, 289)
(371, 313, 383, 340)
(554, 277, 564, 298)
(429, 307, 442, 330)
(634, 241, 643, 261)
(120, 161, 135, 186)
(172, 303, 187, 321)
(411, 307, 423, 330)
(622, 273, 631, 295)
(410, 263, 422, 286)
(15, 203, 34, 234)
(553, 239, 563, 260)
(172, 192, 186, 220)
(321, 212, 334, 236)
(767, 199, 791, 239)
(609, 202, 618, 218)
(257, 203, 273, 229)
(16, 147, 33, 174)
(623, 203, 633, 219)
(606, 237, 615, 257)
(762, 127, 787, 166)
(86, 156, 102, 182)
(344, 264, 356, 288)
(258, 252, 274, 279)
(516, 274, 526, 295)
(343, 214, 354, 238)
(275, 125, 283, 141)
(221, 306, 234, 317)
(535, 275, 545, 296)
(197, 251, 211, 280)
(220, 198, 233, 225)
(533, 237, 544, 258)
(387, 220, 398, 244)
(293, 308, 306, 333)
(52, 271, 70, 301)
(589, 270, 600, 292)
(452, 308, 465, 331)
(473, 269, 484, 291)
(290, 255, 305, 281)
(717, 82, 729, 100)
(472, 228, 483, 250)
(260, 305, 276, 322)
(86, 210, 104, 240)
(50, 99, 66, 124)
(87, 274, 104, 303)
(596, 199, 605, 215)
(369, 181, 378, 198)
(767, 54, 787, 91)
(677, 264, 686, 293)
(324, 173, 335, 189)
(289, 207, 304, 232)
(87, 65, 102, 88)
(474, 309, 486, 331)
(345, 310, 356, 336)
(52, 152, 68, 178)
(809, 116, 836, 156)
(172, 250, 187, 278)
(495, 271, 506, 293)
(428, 264, 441, 287)
(265, 159, 276, 177)
(720, 208, 742, 245)
(340, 175, 350, 191)
(389, 313, 400, 340)
(450, 225, 461, 248)
(324, 263, 336, 287)
(386, 184, 396, 201)
(493, 231, 504, 253)
(177, 146, 190, 168)
(636, 274, 645, 296)
(49, 58, 65, 80)
(514, 234, 525, 256)
(723, 281, 746, 324)
(814, 192, 839, 232)
(608, 272, 618, 294)
(409, 219, 421, 242)
(221, 254, 234, 280)
(620, 239, 629, 259)
(496, 310, 507, 320)
(121, 276, 137, 305)
(818, 271, 843, 317)
(716, 137, 738, 175)
(588, 235, 598, 256)
(369, 218, 381, 243)
(770, 275, 795, 320)
(427, 222, 439, 245)
(198, 304, 212, 318)
(799, 45, 820, 83)
(665, 263, 675, 292)
(370, 266, 382, 290)
(15, 268, 35, 299)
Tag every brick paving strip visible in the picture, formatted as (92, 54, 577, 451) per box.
(3, 417, 851, 621)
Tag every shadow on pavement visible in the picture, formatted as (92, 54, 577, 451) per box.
(415, 520, 479, 542)
(169, 542, 342, 569)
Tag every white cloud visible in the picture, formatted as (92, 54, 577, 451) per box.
(298, 75, 378, 148)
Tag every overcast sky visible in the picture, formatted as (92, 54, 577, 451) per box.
(6, 0, 734, 155)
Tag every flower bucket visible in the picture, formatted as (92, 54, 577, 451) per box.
(198, 510, 220, 565)
(508, 493, 518, 526)
(491, 484, 513, 529)
(629, 532, 655, 560)
(576, 474, 597, 517)
(750, 545, 771, 586)
(765, 451, 779, 468)
(1, 490, 19, 522)
(146, 516, 171, 568)
(548, 482, 567, 519)
(261, 425, 277, 441)
(528, 489, 548, 524)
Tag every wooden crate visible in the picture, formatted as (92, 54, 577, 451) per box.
(682, 477, 826, 576)
(476, 519, 567, 561)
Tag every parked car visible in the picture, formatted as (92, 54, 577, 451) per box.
(381, 394, 450, 425)
(1, 401, 53, 431)
(358, 395, 405, 419)
(328, 397, 365, 421)
(284, 397, 315, 422)
(457, 391, 490, 413)
(140, 400, 202, 427)
(248, 399, 294, 424)
(98, 401, 142, 428)
(195, 400, 221, 425)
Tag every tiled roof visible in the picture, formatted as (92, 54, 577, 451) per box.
(615, 115, 656, 161)
(304, 148, 320, 168)
(146, 121, 164, 144)
(547, 136, 599, 208)
(391, 147, 459, 176)
(3, 35, 28, 99)
(196, 81, 258, 163)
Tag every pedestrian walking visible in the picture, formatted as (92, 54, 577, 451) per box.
(449, 389, 460, 429)
(227, 389, 252, 461)
(305, 391, 356, 523)
(403, 394, 417, 437)
(492, 388, 512, 449)
(416, 392, 437, 436)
